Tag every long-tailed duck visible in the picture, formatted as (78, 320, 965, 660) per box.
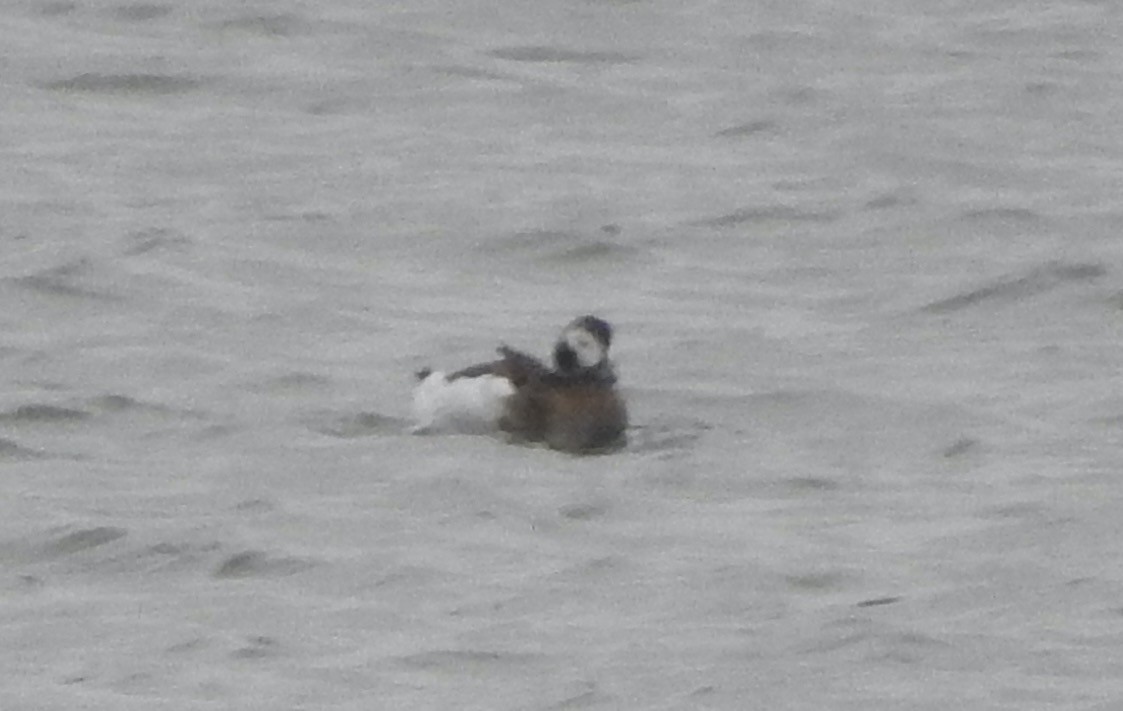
(411, 315, 627, 453)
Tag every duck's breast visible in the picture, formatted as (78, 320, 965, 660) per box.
(544, 386, 628, 453)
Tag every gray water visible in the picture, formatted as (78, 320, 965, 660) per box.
(3, 1, 1123, 709)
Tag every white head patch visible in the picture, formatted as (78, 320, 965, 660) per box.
(563, 325, 607, 369)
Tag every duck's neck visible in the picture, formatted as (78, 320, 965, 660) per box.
(547, 360, 616, 386)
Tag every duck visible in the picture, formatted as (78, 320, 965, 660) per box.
(411, 315, 628, 454)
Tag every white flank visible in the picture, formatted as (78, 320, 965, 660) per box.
(410, 371, 514, 434)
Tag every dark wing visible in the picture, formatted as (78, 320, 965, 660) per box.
(446, 345, 551, 387)
(495, 345, 551, 388)
(447, 361, 504, 381)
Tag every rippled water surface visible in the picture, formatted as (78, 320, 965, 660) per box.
(3, 1, 1123, 709)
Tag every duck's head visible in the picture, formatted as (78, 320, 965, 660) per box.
(553, 315, 613, 373)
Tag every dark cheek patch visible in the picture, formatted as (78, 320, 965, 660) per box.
(554, 343, 578, 371)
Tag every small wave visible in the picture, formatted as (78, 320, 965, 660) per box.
(0, 437, 43, 460)
(0, 404, 90, 424)
(942, 437, 981, 458)
(856, 596, 903, 608)
(110, 4, 171, 21)
(627, 416, 711, 455)
(84, 394, 198, 424)
(131, 540, 223, 574)
(42, 527, 128, 557)
(213, 550, 313, 579)
(543, 685, 609, 710)
(39, 1, 76, 16)
(431, 65, 519, 83)
(12, 259, 118, 301)
(120, 227, 191, 257)
(207, 13, 310, 37)
(490, 228, 590, 251)
(558, 501, 611, 521)
(244, 372, 332, 393)
(694, 205, 841, 228)
(375, 564, 456, 590)
(1054, 49, 1100, 62)
(549, 556, 629, 584)
(795, 616, 951, 663)
(714, 120, 777, 138)
(231, 635, 281, 660)
(785, 476, 839, 492)
(261, 210, 333, 223)
(305, 411, 408, 438)
(957, 207, 1041, 224)
(864, 191, 918, 210)
(487, 46, 635, 64)
(786, 569, 853, 592)
(544, 240, 643, 265)
(44, 73, 203, 95)
(923, 261, 1107, 314)
(486, 228, 645, 269)
(87, 394, 146, 413)
(397, 649, 546, 671)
